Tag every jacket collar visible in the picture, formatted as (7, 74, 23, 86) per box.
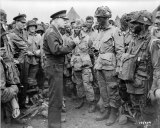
(99, 24, 112, 31)
(13, 28, 28, 42)
(50, 24, 63, 44)
(133, 30, 150, 40)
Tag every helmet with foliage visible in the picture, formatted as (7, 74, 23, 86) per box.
(120, 12, 138, 31)
(130, 10, 153, 26)
(0, 9, 7, 23)
(94, 6, 112, 18)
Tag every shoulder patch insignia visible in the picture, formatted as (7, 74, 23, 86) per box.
(143, 17, 148, 22)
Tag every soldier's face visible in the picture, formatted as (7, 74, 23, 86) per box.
(16, 21, 26, 30)
(71, 22, 76, 29)
(97, 17, 108, 26)
(59, 28, 65, 35)
(58, 18, 66, 28)
(155, 16, 160, 28)
(74, 27, 81, 35)
(86, 20, 94, 29)
(131, 23, 143, 34)
(154, 28, 160, 38)
(28, 26, 36, 33)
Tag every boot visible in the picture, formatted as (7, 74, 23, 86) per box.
(88, 101, 96, 113)
(95, 107, 111, 121)
(61, 117, 66, 123)
(75, 97, 85, 109)
(106, 107, 118, 126)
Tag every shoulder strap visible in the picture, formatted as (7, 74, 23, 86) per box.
(128, 38, 146, 56)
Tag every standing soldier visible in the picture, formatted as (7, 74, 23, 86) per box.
(43, 10, 76, 128)
(36, 24, 48, 90)
(118, 12, 137, 124)
(0, 9, 26, 125)
(63, 25, 75, 97)
(85, 16, 99, 89)
(120, 12, 136, 52)
(71, 20, 96, 113)
(26, 20, 41, 98)
(94, 6, 124, 126)
(9, 14, 29, 109)
(85, 16, 98, 43)
(119, 10, 155, 126)
(148, 9, 160, 128)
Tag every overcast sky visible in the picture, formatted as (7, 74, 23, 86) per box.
(1, 0, 159, 24)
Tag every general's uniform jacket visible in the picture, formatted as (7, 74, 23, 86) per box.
(9, 28, 28, 63)
(43, 25, 76, 66)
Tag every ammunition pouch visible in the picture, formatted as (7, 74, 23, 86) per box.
(119, 53, 137, 80)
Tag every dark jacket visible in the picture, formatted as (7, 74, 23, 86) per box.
(43, 25, 75, 66)
(9, 28, 28, 63)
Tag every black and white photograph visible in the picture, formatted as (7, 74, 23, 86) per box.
(0, 0, 160, 128)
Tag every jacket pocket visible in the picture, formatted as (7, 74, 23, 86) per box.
(80, 54, 92, 67)
(119, 53, 137, 81)
(99, 53, 116, 67)
(71, 55, 83, 70)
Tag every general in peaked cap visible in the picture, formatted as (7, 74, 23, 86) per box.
(13, 14, 26, 23)
(50, 10, 68, 20)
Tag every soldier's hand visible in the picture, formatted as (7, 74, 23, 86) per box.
(73, 37, 80, 45)
(34, 50, 41, 56)
(65, 40, 76, 50)
(27, 51, 34, 56)
(147, 90, 155, 101)
(115, 67, 120, 76)
(155, 89, 160, 99)
(0, 56, 3, 61)
(14, 59, 19, 64)
(10, 85, 19, 94)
